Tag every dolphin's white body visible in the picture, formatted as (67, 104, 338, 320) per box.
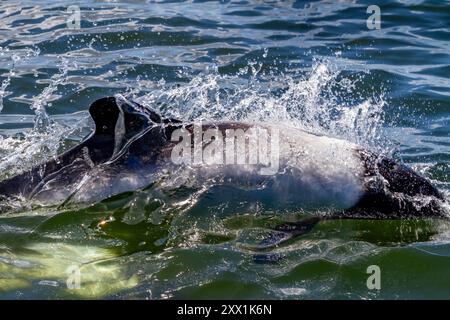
(158, 125, 365, 212)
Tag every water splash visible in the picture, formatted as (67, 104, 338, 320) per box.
(139, 58, 388, 153)
(0, 47, 40, 113)
(0, 51, 82, 180)
(0, 51, 15, 113)
(30, 57, 70, 132)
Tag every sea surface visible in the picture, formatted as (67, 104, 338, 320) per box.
(0, 0, 449, 299)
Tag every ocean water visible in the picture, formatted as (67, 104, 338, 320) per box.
(0, 0, 449, 299)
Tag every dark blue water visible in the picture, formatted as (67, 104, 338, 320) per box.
(0, 0, 449, 299)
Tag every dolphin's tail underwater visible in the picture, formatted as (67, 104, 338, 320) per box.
(254, 149, 449, 253)
(348, 149, 448, 219)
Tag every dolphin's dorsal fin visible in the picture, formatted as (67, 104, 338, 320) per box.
(89, 96, 158, 136)
(88, 95, 179, 161)
(89, 97, 121, 137)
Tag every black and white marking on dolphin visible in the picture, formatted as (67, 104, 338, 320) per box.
(0, 96, 448, 242)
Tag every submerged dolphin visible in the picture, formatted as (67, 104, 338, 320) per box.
(0, 96, 448, 239)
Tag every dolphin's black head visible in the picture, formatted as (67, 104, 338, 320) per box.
(0, 96, 178, 206)
(351, 149, 449, 219)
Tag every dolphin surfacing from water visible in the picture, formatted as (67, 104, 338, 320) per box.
(0, 96, 448, 239)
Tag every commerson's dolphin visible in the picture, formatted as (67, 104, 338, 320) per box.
(0, 96, 448, 246)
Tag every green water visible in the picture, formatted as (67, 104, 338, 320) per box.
(0, 0, 449, 299)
